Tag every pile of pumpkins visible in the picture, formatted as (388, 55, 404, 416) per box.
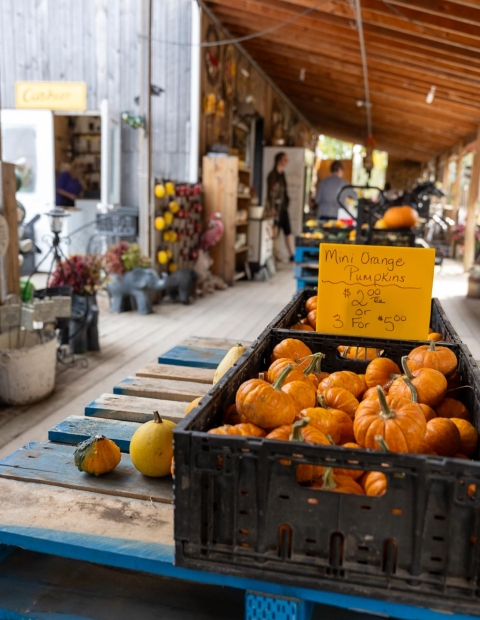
(206, 336, 478, 497)
(290, 295, 444, 352)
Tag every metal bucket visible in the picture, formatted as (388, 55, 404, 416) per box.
(0, 330, 57, 405)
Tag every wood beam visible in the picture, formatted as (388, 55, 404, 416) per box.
(1, 162, 20, 298)
(464, 126, 480, 271)
(452, 143, 464, 224)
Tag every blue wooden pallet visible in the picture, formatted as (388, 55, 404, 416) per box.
(294, 246, 319, 263)
(158, 345, 228, 369)
(295, 276, 317, 291)
(1, 336, 479, 620)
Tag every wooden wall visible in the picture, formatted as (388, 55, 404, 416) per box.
(198, 12, 315, 165)
(0, 0, 192, 205)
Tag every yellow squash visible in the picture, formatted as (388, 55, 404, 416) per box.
(213, 343, 246, 385)
(130, 411, 176, 477)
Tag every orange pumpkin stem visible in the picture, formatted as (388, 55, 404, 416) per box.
(303, 352, 325, 377)
(403, 376, 418, 402)
(401, 356, 414, 381)
(289, 417, 310, 442)
(153, 411, 163, 424)
(273, 364, 294, 391)
(376, 386, 396, 420)
(322, 467, 337, 490)
(375, 435, 390, 453)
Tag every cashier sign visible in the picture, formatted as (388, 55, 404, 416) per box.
(316, 244, 435, 340)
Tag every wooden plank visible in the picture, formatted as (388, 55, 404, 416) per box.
(85, 393, 188, 423)
(1, 163, 20, 297)
(49, 415, 140, 452)
(0, 442, 173, 504)
(114, 376, 209, 401)
(464, 125, 480, 271)
(136, 363, 215, 384)
(158, 345, 229, 369)
(179, 336, 250, 350)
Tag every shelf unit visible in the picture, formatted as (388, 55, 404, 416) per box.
(202, 155, 251, 286)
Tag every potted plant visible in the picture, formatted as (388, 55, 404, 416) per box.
(49, 254, 103, 354)
(103, 242, 164, 314)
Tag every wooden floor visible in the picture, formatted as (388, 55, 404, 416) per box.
(0, 258, 478, 460)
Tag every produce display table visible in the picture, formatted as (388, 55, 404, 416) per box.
(0, 336, 478, 620)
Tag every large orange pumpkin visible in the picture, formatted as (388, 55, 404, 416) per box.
(365, 358, 401, 389)
(236, 365, 297, 429)
(354, 386, 426, 453)
(318, 387, 359, 419)
(424, 418, 461, 457)
(450, 418, 478, 457)
(383, 205, 419, 229)
(271, 338, 312, 367)
(407, 341, 457, 378)
(389, 356, 447, 408)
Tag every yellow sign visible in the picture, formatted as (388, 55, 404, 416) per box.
(316, 244, 436, 340)
(15, 81, 87, 111)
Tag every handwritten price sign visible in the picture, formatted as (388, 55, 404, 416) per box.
(316, 244, 436, 340)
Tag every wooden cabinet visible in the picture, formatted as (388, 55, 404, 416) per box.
(203, 155, 251, 286)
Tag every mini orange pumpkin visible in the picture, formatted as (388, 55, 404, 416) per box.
(236, 365, 297, 429)
(311, 468, 365, 495)
(319, 371, 364, 400)
(424, 418, 461, 457)
(389, 356, 447, 408)
(271, 338, 313, 367)
(268, 353, 324, 387)
(365, 357, 401, 389)
(290, 323, 314, 331)
(295, 407, 341, 444)
(282, 375, 317, 412)
(435, 397, 470, 421)
(337, 346, 379, 361)
(235, 423, 267, 437)
(208, 425, 243, 436)
(318, 387, 359, 419)
(331, 410, 355, 444)
(307, 310, 317, 328)
(407, 341, 457, 378)
(450, 418, 478, 457)
(333, 442, 364, 480)
(420, 403, 437, 422)
(362, 471, 387, 497)
(428, 332, 443, 342)
(417, 442, 437, 456)
(222, 403, 246, 425)
(354, 386, 426, 453)
(305, 296, 318, 312)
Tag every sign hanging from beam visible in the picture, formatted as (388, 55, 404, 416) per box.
(15, 82, 87, 111)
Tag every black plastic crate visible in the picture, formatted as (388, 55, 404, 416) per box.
(174, 330, 480, 614)
(267, 289, 461, 344)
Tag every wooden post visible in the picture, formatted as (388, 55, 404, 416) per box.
(463, 125, 480, 271)
(138, 0, 153, 258)
(452, 142, 463, 224)
(0, 162, 20, 297)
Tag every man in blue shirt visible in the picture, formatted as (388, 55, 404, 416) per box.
(315, 160, 357, 221)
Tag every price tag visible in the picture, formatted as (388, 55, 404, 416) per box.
(316, 244, 436, 340)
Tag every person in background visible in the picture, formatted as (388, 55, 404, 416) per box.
(56, 160, 84, 207)
(267, 152, 295, 262)
(315, 160, 357, 221)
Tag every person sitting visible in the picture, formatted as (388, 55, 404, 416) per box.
(56, 160, 84, 207)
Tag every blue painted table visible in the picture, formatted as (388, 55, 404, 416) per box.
(0, 337, 478, 620)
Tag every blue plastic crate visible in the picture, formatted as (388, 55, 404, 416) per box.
(245, 592, 313, 620)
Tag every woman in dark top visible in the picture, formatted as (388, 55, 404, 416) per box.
(56, 160, 83, 207)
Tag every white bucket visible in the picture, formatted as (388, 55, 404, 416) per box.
(0, 330, 57, 406)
